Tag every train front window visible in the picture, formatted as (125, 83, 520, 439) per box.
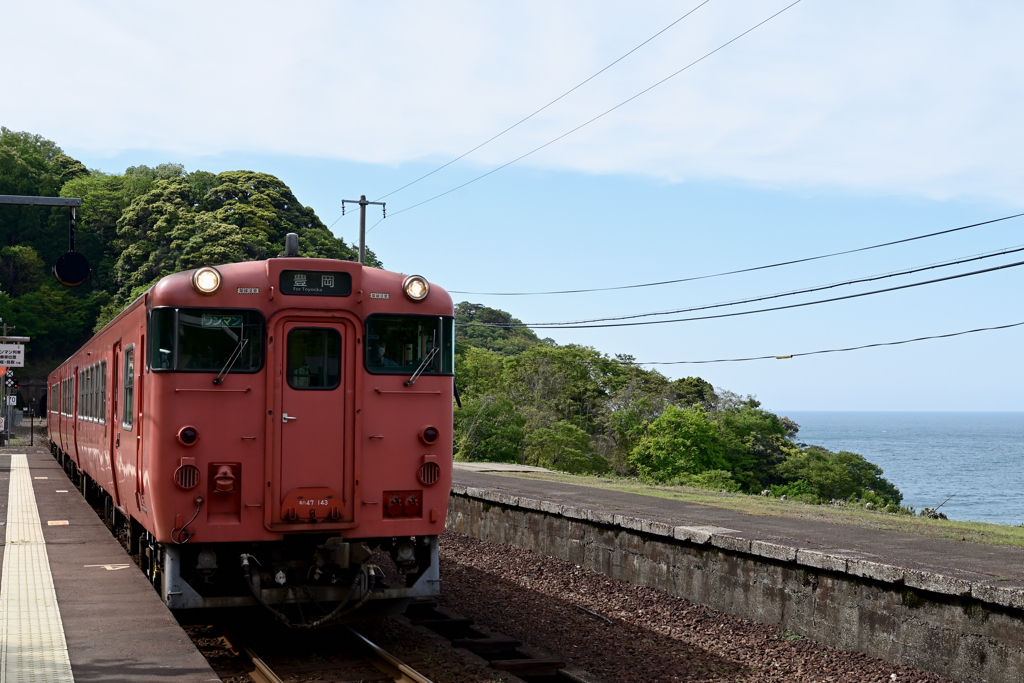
(365, 315, 454, 375)
(149, 307, 264, 373)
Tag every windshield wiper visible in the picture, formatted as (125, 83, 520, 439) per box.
(213, 336, 249, 385)
(405, 330, 439, 387)
(404, 346, 439, 386)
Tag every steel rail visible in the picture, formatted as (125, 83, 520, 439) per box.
(343, 624, 436, 683)
(221, 630, 283, 683)
(222, 624, 434, 683)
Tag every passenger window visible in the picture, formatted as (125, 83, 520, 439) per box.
(123, 347, 134, 430)
(287, 328, 341, 390)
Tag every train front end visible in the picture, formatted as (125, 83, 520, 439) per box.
(143, 252, 453, 622)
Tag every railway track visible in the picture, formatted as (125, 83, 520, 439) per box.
(219, 623, 435, 683)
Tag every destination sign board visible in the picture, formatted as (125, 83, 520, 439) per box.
(280, 270, 352, 297)
(202, 314, 244, 328)
(0, 344, 24, 367)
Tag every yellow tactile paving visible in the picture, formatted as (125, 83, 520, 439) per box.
(0, 454, 74, 682)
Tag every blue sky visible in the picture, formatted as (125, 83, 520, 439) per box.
(3, 1, 1023, 411)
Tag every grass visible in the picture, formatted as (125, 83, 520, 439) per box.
(483, 469, 1024, 549)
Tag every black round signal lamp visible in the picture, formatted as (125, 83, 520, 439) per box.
(178, 426, 199, 447)
(53, 251, 91, 287)
(421, 426, 439, 444)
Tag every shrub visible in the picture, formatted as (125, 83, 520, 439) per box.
(628, 405, 726, 482)
(525, 421, 609, 475)
(671, 469, 742, 493)
(776, 447, 902, 505)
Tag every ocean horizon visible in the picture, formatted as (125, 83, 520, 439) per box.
(778, 411, 1024, 526)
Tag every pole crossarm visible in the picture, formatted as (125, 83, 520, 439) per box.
(342, 195, 386, 266)
(0, 195, 81, 207)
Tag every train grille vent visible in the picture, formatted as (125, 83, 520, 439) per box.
(174, 464, 201, 490)
(418, 461, 441, 486)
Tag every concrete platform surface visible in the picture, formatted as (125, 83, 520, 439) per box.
(0, 447, 218, 682)
(452, 469, 1024, 593)
(453, 462, 552, 473)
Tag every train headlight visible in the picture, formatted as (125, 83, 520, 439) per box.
(403, 275, 429, 301)
(192, 267, 222, 295)
(177, 426, 199, 446)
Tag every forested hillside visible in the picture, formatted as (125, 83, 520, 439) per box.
(1, 126, 904, 508)
(454, 302, 905, 509)
(0, 127, 372, 376)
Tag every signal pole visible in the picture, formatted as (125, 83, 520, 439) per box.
(341, 195, 385, 265)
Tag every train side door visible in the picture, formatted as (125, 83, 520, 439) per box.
(70, 365, 80, 465)
(135, 327, 146, 509)
(273, 320, 354, 525)
(117, 344, 140, 511)
(109, 341, 124, 510)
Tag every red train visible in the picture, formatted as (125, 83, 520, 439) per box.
(47, 236, 453, 624)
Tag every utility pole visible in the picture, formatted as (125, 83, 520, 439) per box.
(341, 195, 385, 265)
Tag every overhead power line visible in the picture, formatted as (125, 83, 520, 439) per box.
(509, 243, 1024, 326)
(639, 320, 1024, 365)
(450, 212, 1024, 295)
(490, 320, 1024, 367)
(374, 0, 804, 227)
(375, 0, 714, 202)
(459, 257, 1024, 330)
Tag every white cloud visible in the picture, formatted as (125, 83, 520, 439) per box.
(4, 0, 1024, 202)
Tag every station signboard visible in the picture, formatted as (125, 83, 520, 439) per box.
(0, 344, 24, 367)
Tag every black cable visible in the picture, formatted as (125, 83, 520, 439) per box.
(172, 496, 203, 545)
(459, 257, 1024, 329)
(495, 244, 1024, 326)
(464, 320, 1024, 368)
(374, 0, 714, 202)
(451, 212, 1024, 296)
(643, 320, 1024, 365)
(380, 0, 804, 223)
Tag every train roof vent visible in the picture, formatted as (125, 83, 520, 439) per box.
(418, 461, 441, 486)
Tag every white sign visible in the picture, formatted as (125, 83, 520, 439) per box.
(6, 396, 15, 406)
(0, 344, 24, 368)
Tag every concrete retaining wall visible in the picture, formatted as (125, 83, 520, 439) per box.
(447, 485, 1024, 683)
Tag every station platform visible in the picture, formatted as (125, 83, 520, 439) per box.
(451, 468, 1024, 593)
(0, 447, 217, 682)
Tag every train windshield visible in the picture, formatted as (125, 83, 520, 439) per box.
(365, 315, 454, 375)
(149, 307, 264, 372)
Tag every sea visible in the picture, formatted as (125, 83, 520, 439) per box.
(781, 412, 1024, 526)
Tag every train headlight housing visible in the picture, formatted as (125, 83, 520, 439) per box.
(192, 267, 222, 295)
(403, 275, 429, 301)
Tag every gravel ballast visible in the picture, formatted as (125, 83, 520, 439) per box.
(438, 531, 955, 682)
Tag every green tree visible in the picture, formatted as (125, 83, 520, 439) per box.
(454, 395, 527, 464)
(525, 420, 607, 474)
(628, 405, 726, 482)
(0, 245, 45, 297)
(455, 302, 542, 356)
(717, 405, 797, 492)
(776, 447, 902, 504)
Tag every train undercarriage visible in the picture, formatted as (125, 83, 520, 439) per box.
(52, 444, 440, 625)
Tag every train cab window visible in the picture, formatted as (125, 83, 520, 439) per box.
(365, 315, 454, 376)
(123, 347, 134, 430)
(149, 307, 263, 373)
(287, 328, 341, 389)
